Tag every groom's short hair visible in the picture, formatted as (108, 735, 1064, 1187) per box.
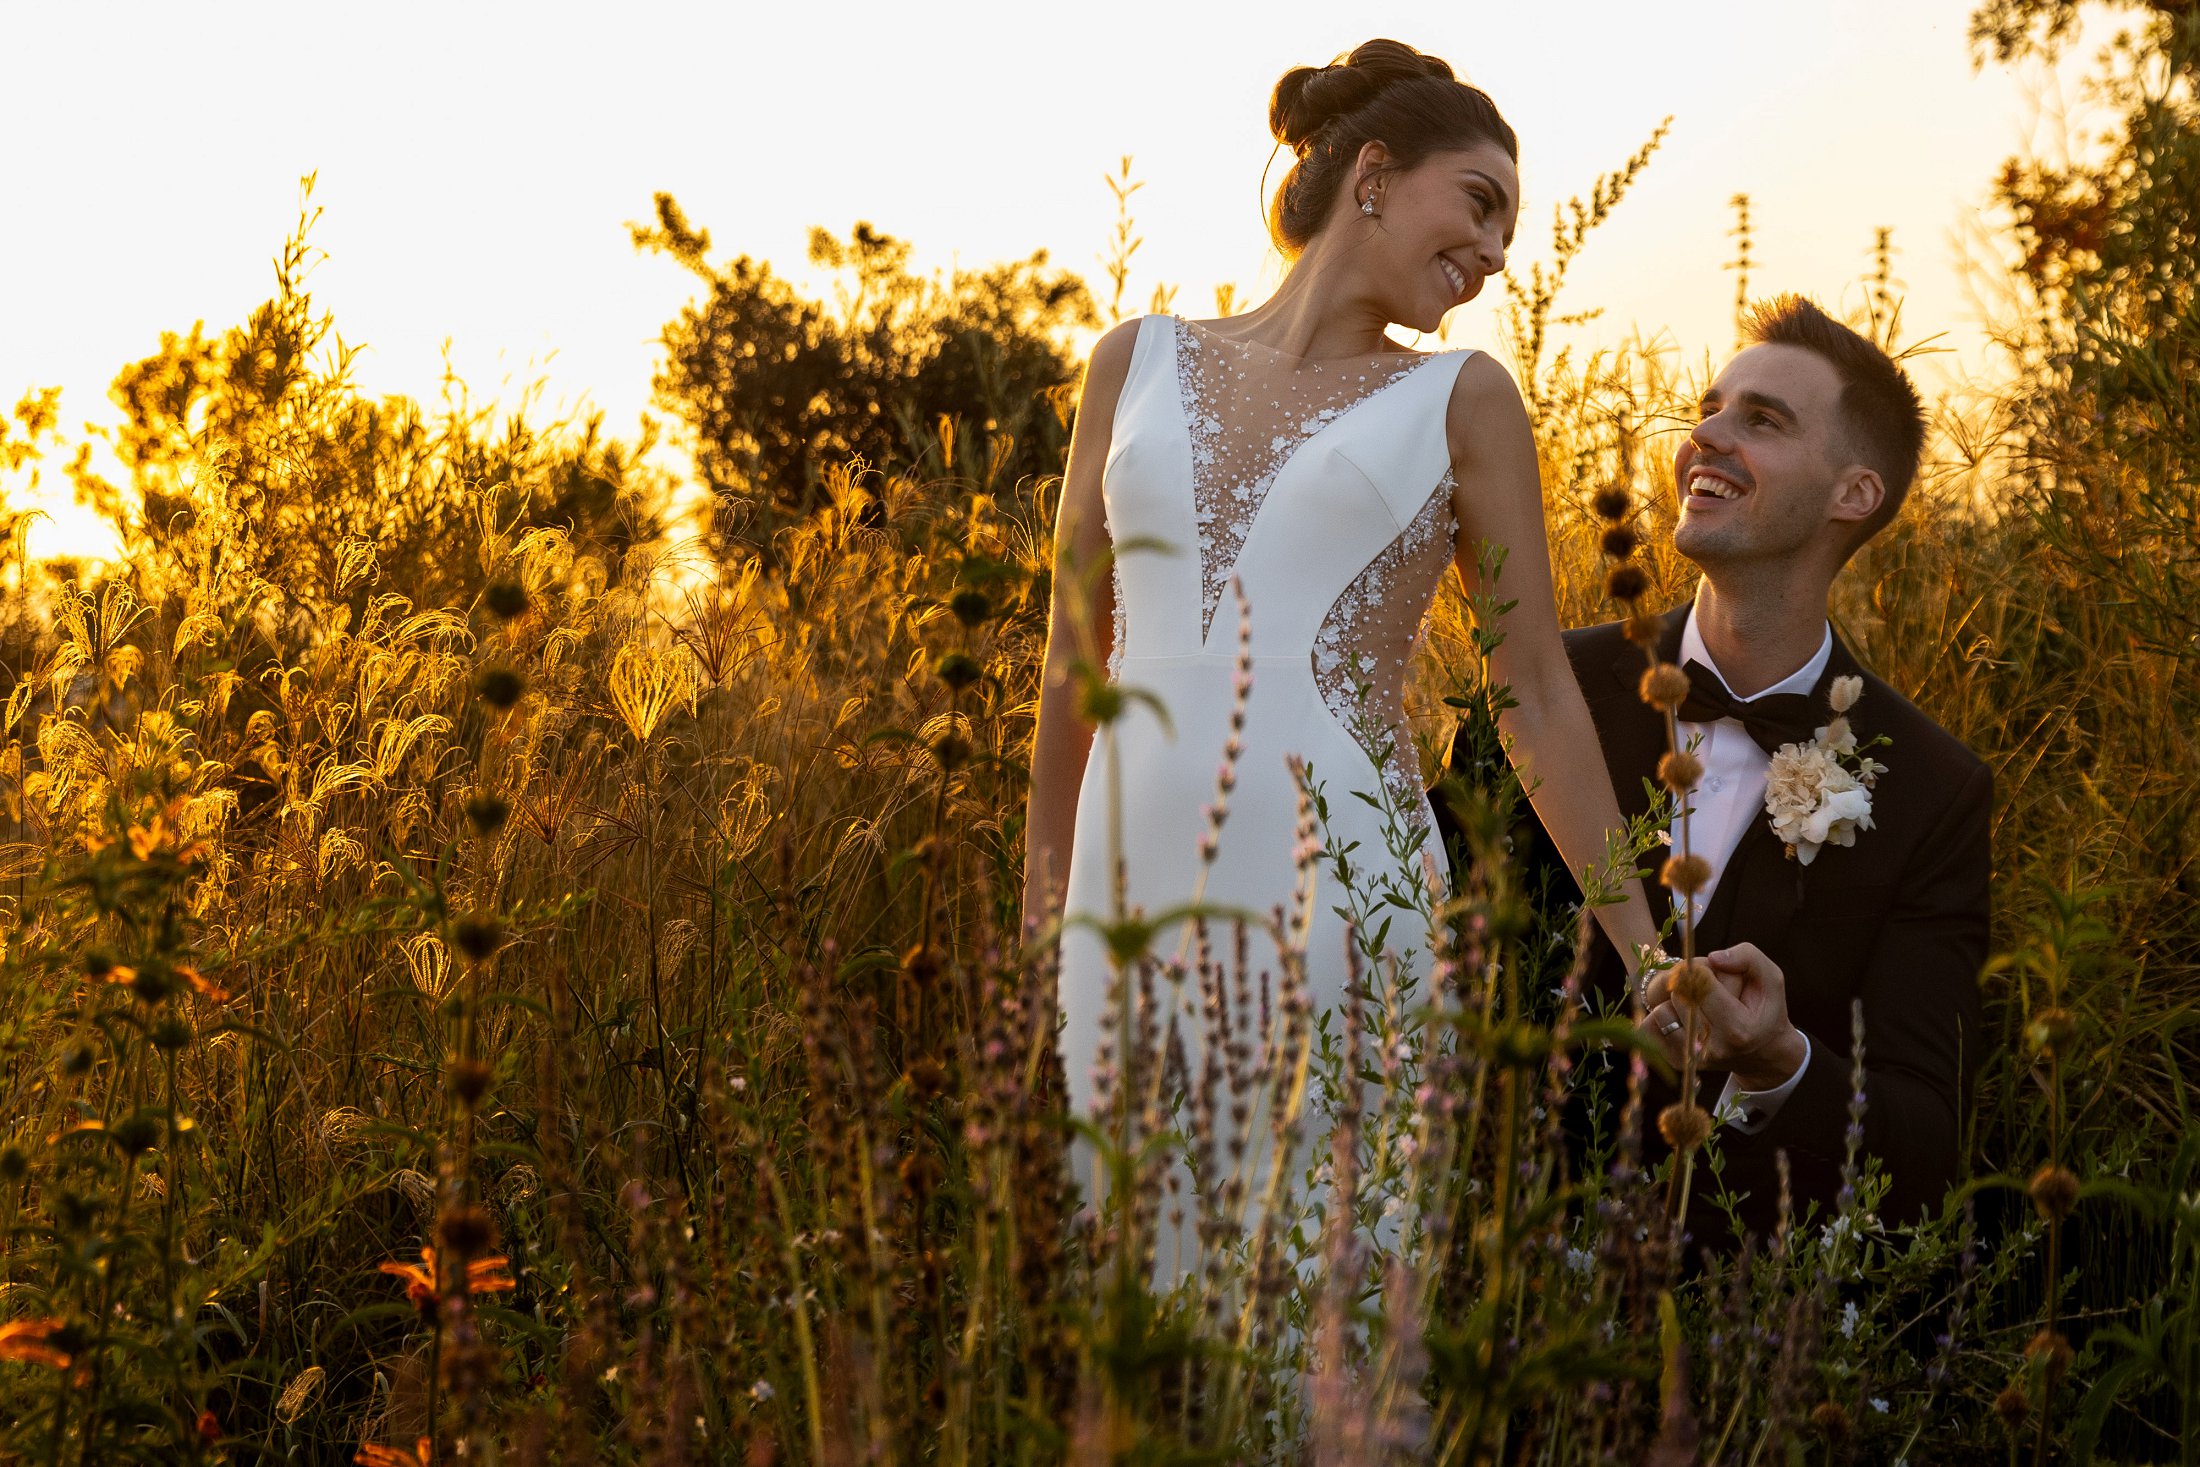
(1743, 294, 1927, 552)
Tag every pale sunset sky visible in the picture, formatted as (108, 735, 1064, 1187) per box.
(1, 0, 2108, 560)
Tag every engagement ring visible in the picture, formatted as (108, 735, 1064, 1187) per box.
(1661, 1019, 1682, 1035)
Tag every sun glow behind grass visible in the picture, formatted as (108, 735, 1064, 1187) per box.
(0, 0, 2117, 564)
(0, 4, 2196, 1459)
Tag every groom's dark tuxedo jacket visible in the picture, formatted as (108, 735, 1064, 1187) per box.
(1431, 603, 1993, 1243)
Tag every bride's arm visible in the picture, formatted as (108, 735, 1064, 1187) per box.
(1444, 353, 1664, 968)
(1021, 319, 1142, 931)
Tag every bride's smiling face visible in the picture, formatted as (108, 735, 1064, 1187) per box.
(1352, 141, 1518, 333)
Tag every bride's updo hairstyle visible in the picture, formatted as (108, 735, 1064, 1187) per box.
(1268, 38, 1517, 259)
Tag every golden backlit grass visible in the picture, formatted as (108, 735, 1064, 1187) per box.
(0, 125, 2195, 1467)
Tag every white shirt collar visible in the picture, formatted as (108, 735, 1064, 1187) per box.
(1679, 599, 1833, 703)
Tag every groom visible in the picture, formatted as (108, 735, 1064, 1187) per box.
(1433, 295, 1992, 1243)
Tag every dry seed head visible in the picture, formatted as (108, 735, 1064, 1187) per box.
(435, 1203, 497, 1261)
(930, 731, 973, 770)
(1599, 523, 1640, 559)
(1670, 958, 1716, 1007)
(464, 793, 509, 834)
(475, 666, 525, 710)
(453, 917, 505, 963)
(898, 1149, 946, 1195)
(2025, 1328, 2074, 1383)
(1658, 749, 1703, 793)
(608, 643, 697, 741)
(449, 1057, 492, 1106)
(1592, 485, 1634, 521)
(932, 651, 983, 692)
(1828, 673, 1863, 714)
(1658, 1102, 1711, 1151)
(1993, 1382, 2029, 1427)
(485, 580, 529, 619)
(1661, 853, 1713, 896)
(1625, 609, 1664, 646)
(130, 964, 176, 1005)
(2028, 1163, 2080, 1221)
(1605, 562, 1649, 603)
(275, 1365, 325, 1425)
(1809, 1402, 1851, 1440)
(2027, 1006, 2078, 1056)
(948, 588, 992, 626)
(1640, 662, 1691, 711)
(905, 1057, 949, 1101)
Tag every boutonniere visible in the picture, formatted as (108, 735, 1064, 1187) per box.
(1763, 674, 1891, 865)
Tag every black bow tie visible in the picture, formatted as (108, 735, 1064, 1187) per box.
(1675, 659, 1820, 755)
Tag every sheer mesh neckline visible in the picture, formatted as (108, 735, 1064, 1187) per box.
(1169, 313, 1452, 646)
(1170, 313, 1433, 369)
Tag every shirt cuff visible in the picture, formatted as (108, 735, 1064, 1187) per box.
(1713, 1031, 1812, 1135)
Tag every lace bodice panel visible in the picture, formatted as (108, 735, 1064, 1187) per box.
(1104, 314, 1460, 814)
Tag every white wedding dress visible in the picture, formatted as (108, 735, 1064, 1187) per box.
(1056, 312, 1478, 1282)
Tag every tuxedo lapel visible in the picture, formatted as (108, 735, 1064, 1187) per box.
(1598, 606, 1691, 932)
(1694, 811, 1799, 952)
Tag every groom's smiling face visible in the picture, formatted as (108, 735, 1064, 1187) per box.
(1673, 343, 1866, 567)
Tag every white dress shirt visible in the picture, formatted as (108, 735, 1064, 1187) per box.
(1670, 602, 1830, 1134)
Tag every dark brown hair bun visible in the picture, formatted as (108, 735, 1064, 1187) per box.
(1269, 39, 1457, 155)
(1264, 39, 1516, 259)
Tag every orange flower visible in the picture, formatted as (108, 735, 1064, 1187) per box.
(177, 965, 232, 1003)
(355, 1438, 433, 1467)
(0, 1317, 72, 1370)
(119, 800, 210, 866)
(127, 814, 169, 861)
(100, 962, 231, 1004)
(377, 1247, 516, 1312)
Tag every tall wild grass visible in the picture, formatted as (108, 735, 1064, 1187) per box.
(1, 10, 2197, 1460)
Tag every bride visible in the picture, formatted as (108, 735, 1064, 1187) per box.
(1023, 38, 1664, 1279)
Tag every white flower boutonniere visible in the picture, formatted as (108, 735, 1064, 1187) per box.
(1763, 674, 1891, 865)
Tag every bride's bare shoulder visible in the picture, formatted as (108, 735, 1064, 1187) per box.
(1442, 351, 1531, 454)
(1072, 317, 1149, 422)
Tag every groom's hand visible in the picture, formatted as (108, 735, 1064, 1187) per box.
(1639, 942, 1808, 1092)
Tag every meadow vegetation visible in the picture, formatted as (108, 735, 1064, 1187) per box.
(0, 2, 2196, 1461)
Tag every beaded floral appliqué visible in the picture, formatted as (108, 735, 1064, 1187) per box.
(1172, 316, 1429, 643)
(1311, 475, 1459, 814)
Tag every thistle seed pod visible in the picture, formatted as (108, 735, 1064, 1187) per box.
(1661, 853, 1713, 896)
(1658, 1102, 1711, 1151)
(1640, 662, 1692, 711)
(1670, 958, 1716, 1007)
(2028, 1163, 2080, 1221)
(1605, 562, 1649, 603)
(1659, 749, 1704, 793)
